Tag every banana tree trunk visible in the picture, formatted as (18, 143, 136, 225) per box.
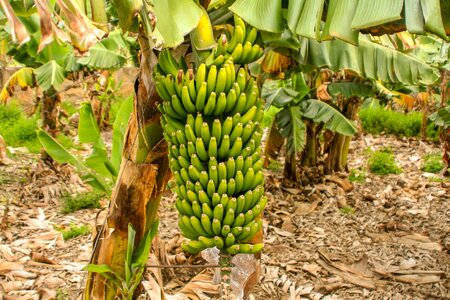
(440, 70, 449, 176)
(283, 148, 297, 182)
(40, 88, 61, 160)
(263, 120, 284, 167)
(84, 35, 170, 299)
(301, 120, 318, 167)
(324, 97, 360, 174)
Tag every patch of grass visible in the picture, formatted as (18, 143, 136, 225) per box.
(56, 289, 69, 300)
(421, 153, 444, 173)
(266, 159, 283, 172)
(349, 168, 366, 183)
(359, 106, 438, 138)
(367, 148, 402, 175)
(0, 102, 41, 153)
(57, 224, 91, 240)
(339, 205, 355, 215)
(60, 191, 104, 214)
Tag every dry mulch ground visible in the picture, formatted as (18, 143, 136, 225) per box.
(0, 134, 449, 299)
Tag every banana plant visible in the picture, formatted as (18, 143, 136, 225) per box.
(262, 71, 360, 179)
(0, 0, 133, 140)
(37, 98, 133, 192)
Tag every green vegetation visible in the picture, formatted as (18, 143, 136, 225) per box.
(367, 148, 402, 175)
(359, 105, 422, 137)
(0, 102, 41, 152)
(0, 101, 76, 153)
(349, 168, 366, 183)
(339, 205, 356, 215)
(262, 106, 281, 128)
(266, 159, 283, 172)
(56, 289, 69, 300)
(421, 153, 444, 173)
(58, 224, 91, 240)
(60, 191, 104, 214)
(61, 101, 78, 117)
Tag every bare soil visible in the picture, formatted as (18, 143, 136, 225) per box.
(0, 134, 449, 300)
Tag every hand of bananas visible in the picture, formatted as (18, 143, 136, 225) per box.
(155, 16, 266, 255)
(205, 15, 264, 67)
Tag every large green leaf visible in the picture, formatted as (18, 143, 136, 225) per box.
(288, 0, 325, 40)
(420, 0, 447, 40)
(327, 82, 374, 99)
(405, 0, 425, 34)
(351, 0, 403, 29)
(301, 99, 357, 136)
(77, 102, 112, 179)
(276, 106, 307, 155)
(230, 0, 283, 33)
(153, 0, 202, 48)
(262, 81, 299, 108)
(321, 0, 359, 45)
(301, 37, 439, 85)
(111, 96, 133, 172)
(34, 60, 65, 91)
(78, 43, 126, 70)
(429, 106, 450, 129)
(78, 102, 101, 144)
(37, 129, 111, 191)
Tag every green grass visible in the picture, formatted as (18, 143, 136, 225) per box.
(367, 148, 402, 175)
(349, 168, 366, 183)
(0, 101, 76, 153)
(339, 205, 355, 215)
(0, 102, 41, 152)
(57, 224, 91, 240)
(266, 159, 283, 172)
(60, 191, 104, 214)
(421, 153, 444, 173)
(359, 105, 438, 139)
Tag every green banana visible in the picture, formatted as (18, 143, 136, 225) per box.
(212, 218, 222, 235)
(192, 201, 202, 218)
(213, 92, 227, 116)
(181, 86, 196, 114)
(190, 216, 209, 236)
(206, 65, 217, 95)
(217, 162, 227, 182)
(201, 213, 214, 235)
(207, 179, 215, 198)
(198, 190, 212, 207)
(195, 137, 209, 161)
(196, 82, 207, 111)
(208, 137, 218, 158)
(232, 213, 245, 227)
(227, 178, 236, 196)
(226, 157, 236, 180)
(195, 64, 206, 90)
(200, 122, 211, 143)
(225, 233, 236, 247)
(215, 67, 227, 94)
(203, 92, 216, 115)
(214, 236, 224, 249)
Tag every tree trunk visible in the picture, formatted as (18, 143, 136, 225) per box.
(40, 88, 61, 161)
(301, 121, 317, 167)
(263, 120, 284, 167)
(325, 97, 361, 174)
(84, 35, 171, 299)
(283, 148, 297, 182)
(440, 70, 449, 176)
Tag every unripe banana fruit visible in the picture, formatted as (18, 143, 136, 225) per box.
(155, 15, 266, 255)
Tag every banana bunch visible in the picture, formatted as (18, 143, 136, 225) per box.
(155, 26, 265, 255)
(205, 15, 264, 67)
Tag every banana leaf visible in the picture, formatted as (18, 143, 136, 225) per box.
(153, 0, 202, 48)
(230, 0, 283, 33)
(327, 82, 374, 99)
(301, 37, 439, 86)
(34, 60, 65, 91)
(111, 96, 133, 172)
(0, 67, 35, 103)
(37, 129, 111, 192)
(276, 105, 306, 155)
(301, 99, 357, 136)
(429, 106, 450, 128)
